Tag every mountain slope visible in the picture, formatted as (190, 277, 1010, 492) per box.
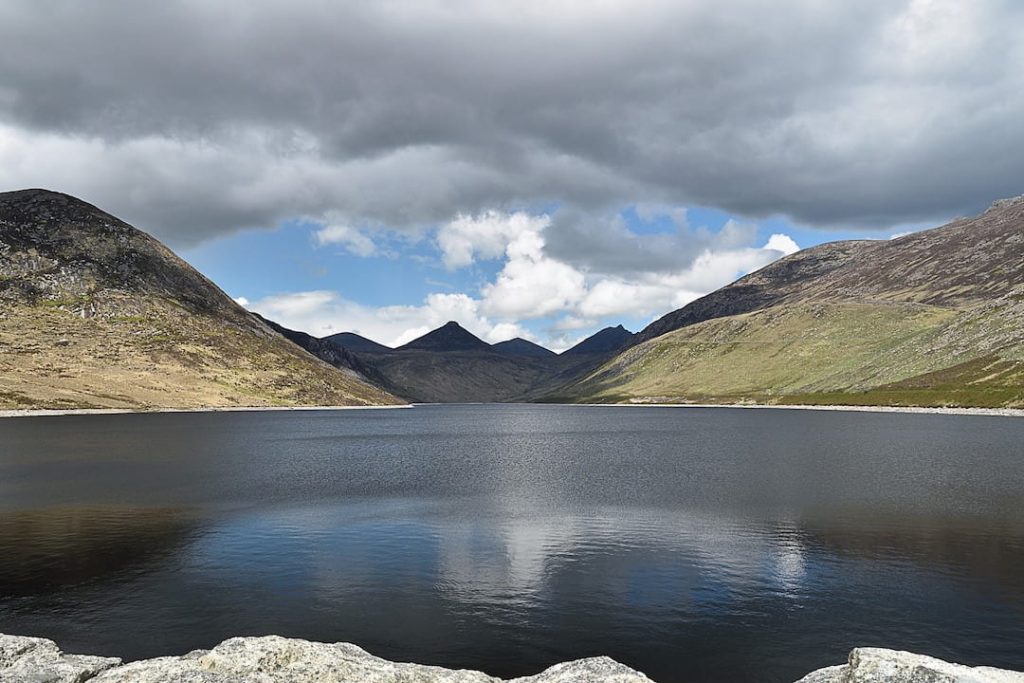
(563, 325, 634, 355)
(556, 196, 1024, 408)
(253, 314, 394, 390)
(0, 189, 402, 410)
(323, 331, 392, 354)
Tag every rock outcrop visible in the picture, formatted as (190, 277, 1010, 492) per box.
(795, 648, 1024, 683)
(0, 635, 650, 683)
(0, 634, 120, 682)
(2, 634, 1022, 683)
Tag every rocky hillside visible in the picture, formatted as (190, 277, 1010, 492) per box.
(0, 189, 401, 410)
(2, 634, 1021, 683)
(557, 197, 1024, 408)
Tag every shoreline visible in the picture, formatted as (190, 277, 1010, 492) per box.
(582, 401, 1024, 418)
(0, 404, 413, 419)
(2, 401, 1023, 419)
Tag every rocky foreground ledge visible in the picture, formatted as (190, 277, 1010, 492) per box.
(2, 633, 1023, 683)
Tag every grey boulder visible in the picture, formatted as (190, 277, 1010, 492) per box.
(796, 648, 1024, 683)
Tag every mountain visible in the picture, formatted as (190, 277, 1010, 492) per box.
(296, 323, 631, 403)
(345, 321, 561, 402)
(562, 325, 634, 355)
(0, 189, 402, 410)
(397, 321, 491, 352)
(253, 314, 392, 387)
(492, 337, 557, 358)
(556, 196, 1024, 408)
(323, 331, 392, 354)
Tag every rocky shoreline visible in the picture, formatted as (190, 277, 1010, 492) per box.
(2, 633, 1022, 683)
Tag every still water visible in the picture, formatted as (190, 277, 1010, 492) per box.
(0, 404, 1022, 682)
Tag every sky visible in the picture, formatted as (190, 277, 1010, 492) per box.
(1, 0, 1022, 350)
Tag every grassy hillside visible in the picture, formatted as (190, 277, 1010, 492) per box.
(555, 197, 1024, 409)
(0, 189, 402, 410)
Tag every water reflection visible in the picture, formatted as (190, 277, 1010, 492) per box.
(1, 406, 1023, 682)
(0, 506, 201, 595)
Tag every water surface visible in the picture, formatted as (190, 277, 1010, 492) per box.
(1, 405, 1022, 682)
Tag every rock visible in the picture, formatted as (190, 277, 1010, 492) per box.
(795, 648, 1024, 683)
(4, 634, 1023, 683)
(0, 634, 119, 683)
(510, 657, 651, 683)
(794, 665, 848, 683)
(0, 634, 654, 683)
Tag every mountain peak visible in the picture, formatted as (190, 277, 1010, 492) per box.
(562, 325, 634, 356)
(323, 331, 392, 354)
(492, 337, 556, 358)
(0, 188, 246, 322)
(398, 321, 490, 352)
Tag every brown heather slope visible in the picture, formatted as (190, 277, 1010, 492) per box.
(0, 189, 402, 410)
(555, 196, 1024, 408)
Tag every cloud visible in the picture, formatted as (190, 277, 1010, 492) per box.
(436, 210, 548, 269)
(763, 233, 800, 255)
(480, 226, 587, 319)
(244, 289, 531, 347)
(1, 0, 1022, 249)
(313, 219, 378, 257)
(574, 243, 794, 320)
(243, 208, 800, 347)
(6, 1, 1011, 350)
(545, 212, 762, 276)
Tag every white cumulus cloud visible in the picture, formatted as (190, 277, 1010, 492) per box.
(763, 233, 800, 255)
(437, 211, 549, 270)
(313, 219, 378, 257)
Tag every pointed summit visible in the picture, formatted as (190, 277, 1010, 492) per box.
(397, 321, 490, 352)
(561, 325, 634, 356)
(492, 337, 556, 358)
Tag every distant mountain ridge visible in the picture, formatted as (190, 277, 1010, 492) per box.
(0, 189, 402, 410)
(261, 320, 636, 403)
(558, 196, 1024, 408)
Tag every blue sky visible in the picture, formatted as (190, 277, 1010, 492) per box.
(180, 206, 925, 350)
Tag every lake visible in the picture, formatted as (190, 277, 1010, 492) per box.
(1, 404, 1022, 682)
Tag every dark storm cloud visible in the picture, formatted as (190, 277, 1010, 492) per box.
(544, 209, 759, 276)
(1, 0, 1022, 247)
